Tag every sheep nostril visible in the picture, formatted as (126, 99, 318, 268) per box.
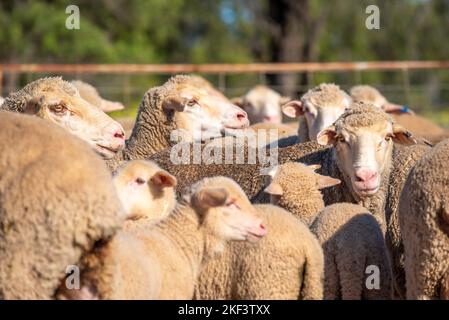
(236, 112, 247, 121)
(260, 223, 265, 230)
(114, 130, 125, 140)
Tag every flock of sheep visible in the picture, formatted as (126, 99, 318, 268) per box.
(0, 74, 448, 300)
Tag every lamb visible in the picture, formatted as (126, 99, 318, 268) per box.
(262, 162, 341, 225)
(196, 203, 324, 300)
(281, 83, 352, 143)
(106, 75, 249, 171)
(0, 112, 124, 299)
(350, 85, 445, 143)
(399, 139, 449, 299)
(310, 203, 392, 299)
(112, 160, 177, 221)
(72, 80, 125, 112)
(0, 77, 126, 159)
(232, 85, 290, 124)
(60, 177, 267, 300)
(151, 103, 417, 234)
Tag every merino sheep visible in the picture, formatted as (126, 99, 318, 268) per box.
(232, 85, 290, 124)
(384, 143, 430, 299)
(196, 203, 324, 300)
(0, 112, 124, 300)
(281, 83, 351, 143)
(112, 160, 177, 221)
(350, 85, 445, 142)
(72, 80, 125, 112)
(151, 103, 417, 234)
(61, 177, 267, 300)
(106, 75, 249, 171)
(263, 162, 341, 225)
(310, 203, 392, 300)
(399, 139, 449, 300)
(0, 77, 126, 159)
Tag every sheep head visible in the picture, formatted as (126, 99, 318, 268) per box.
(3, 77, 125, 159)
(188, 177, 266, 245)
(282, 83, 351, 141)
(232, 85, 289, 124)
(159, 76, 249, 142)
(317, 103, 416, 197)
(113, 160, 177, 221)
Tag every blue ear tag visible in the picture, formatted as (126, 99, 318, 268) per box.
(401, 105, 409, 113)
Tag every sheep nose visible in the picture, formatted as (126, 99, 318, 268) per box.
(114, 129, 125, 140)
(354, 168, 378, 183)
(236, 111, 247, 122)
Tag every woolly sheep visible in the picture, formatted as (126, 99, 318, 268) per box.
(112, 160, 177, 221)
(232, 85, 290, 124)
(106, 75, 249, 171)
(0, 77, 126, 159)
(151, 103, 417, 233)
(196, 203, 324, 300)
(263, 162, 341, 225)
(0, 112, 124, 299)
(60, 177, 267, 299)
(72, 80, 125, 112)
(399, 139, 449, 299)
(310, 203, 392, 299)
(384, 143, 430, 299)
(281, 83, 351, 143)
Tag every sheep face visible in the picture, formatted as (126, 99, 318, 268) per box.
(282, 84, 351, 141)
(232, 85, 289, 124)
(318, 117, 416, 197)
(163, 86, 249, 142)
(113, 160, 177, 221)
(72, 80, 125, 112)
(21, 82, 125, 159)
(263, 163, 341, 201)
(189, 177, 267, 244)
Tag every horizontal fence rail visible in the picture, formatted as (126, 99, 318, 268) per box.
(1, 61, 449, 74)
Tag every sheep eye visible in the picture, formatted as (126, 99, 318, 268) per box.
(227, 201, 240, 210)
(135, 177, 146, 185)
(337, 135, 347, 144)
(49, 103, 67, 114)
(186, 99, 198, 107)
(385, 135, 392, 141)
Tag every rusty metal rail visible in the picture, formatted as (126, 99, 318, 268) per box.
(1, 61, 449, 74)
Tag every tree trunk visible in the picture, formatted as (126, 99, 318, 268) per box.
(266, 0, 309, 97)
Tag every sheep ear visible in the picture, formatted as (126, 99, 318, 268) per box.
(279, 96, 291, 106)
(308, 164, 321, 172)
(316, 174, 341, 190)
(231, 97, 244, 108)
(264, 182, 283, 196)
(391, 124, 417, 145)
(282, 100, 303, 118)
(100, 100, 125, 112)
(24, 96, 44, 114)
(151, 170, 177, 189)
(162, 96, 185, 112)
(193, 187, 229, 209)
(317, 125, 337, 145)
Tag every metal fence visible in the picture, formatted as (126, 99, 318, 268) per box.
(1, 61, 449, 115)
